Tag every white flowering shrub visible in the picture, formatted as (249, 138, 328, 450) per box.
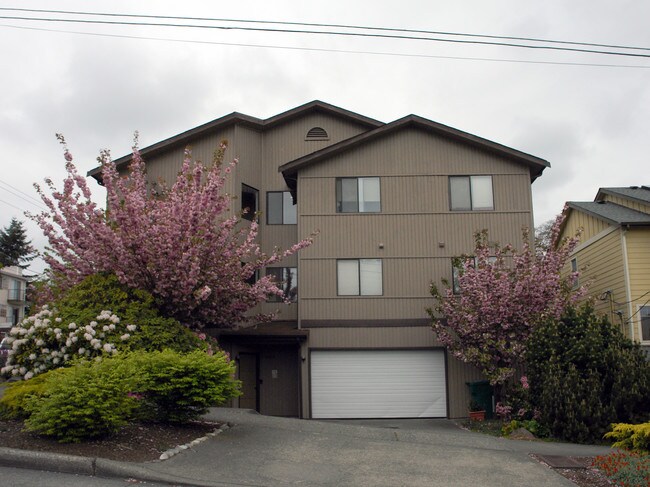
(1, 305, 137, 380)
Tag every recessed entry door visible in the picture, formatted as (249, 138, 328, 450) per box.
(310, 350, 447, 419)
(238, 352, 259, 411)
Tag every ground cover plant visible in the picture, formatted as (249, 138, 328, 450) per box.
(593, 451, 650, 487)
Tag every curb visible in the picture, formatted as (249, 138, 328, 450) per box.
(0, 423, 238, 487)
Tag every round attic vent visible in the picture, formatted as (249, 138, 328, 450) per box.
(306, 127, 329, 140)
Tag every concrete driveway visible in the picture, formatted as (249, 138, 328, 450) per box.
(136, 408, 611, 487)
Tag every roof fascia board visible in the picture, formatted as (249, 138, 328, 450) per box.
(263, 100, 383, 129)
(566, 202, 620, 226)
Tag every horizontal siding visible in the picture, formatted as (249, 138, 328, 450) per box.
(562, 209, 610, 242)
(625, 228, 650, 342)
(570, 228, 627, 327)
(603, 194, 650, 215)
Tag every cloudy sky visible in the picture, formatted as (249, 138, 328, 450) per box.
(1, 0, 649, 274)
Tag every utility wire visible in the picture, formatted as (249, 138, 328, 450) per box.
(4, 24, 650, 70)
(0, 180, 47, 211)
(3, 6, 650, 53)
(2, 14, 650, 59)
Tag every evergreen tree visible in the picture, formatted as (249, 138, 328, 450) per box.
(0, 218, 36, 269)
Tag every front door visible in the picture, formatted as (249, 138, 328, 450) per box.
(238, 352, 259, 411)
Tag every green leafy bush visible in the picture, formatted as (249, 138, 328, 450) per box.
(23, 357, 140, 442)
(15, 349, 239, 442)
(132, 349, 240, 423)
(0, 370, 63, 419)
(605, 422, 650, 454)
(50, 273, 205, 353)
(2, 274, 208, 380)
(526, 304, 650, 444)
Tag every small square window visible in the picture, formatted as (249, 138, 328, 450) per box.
(450, 176, 494, 211)
(336, 177, 380, 213)
(337, 259, 382, 296)
(267, 191, 297, 225)
(267, 267, 298, 302)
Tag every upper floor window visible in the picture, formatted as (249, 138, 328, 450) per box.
(337, 259, 383, 296)
(306, 127, 329, 140)
(267, 267, 298, 303)
(640, 306, 649, 342)
(449, 176, 494, 211)
(267, 191, 297, 225)
(336, 177, 380, 213)
(241, 184, 259, 221)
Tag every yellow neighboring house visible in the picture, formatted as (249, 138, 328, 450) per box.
(559, 186, 650, 353)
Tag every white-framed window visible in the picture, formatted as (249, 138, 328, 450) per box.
(640, 306, 650, 342)
(449, 175, 494, 211)
(267, 267, 298, 303)
(241, 184, 259, 221)
(267, 191, 297, 225)
(337, 259, 383, 296)
(336, 177, 380, 213)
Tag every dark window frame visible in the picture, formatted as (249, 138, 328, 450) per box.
(335, 177, 381, 213)
(266, 191, 297, 225)
(266, 267, 298, 303)
(449, 175, 494, 211)
(640, 305, 650, 342)
(336, 258, 383, 296)
(241, 184, 259, 221)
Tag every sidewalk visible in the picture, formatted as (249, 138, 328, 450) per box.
(0, 408, 614, 487)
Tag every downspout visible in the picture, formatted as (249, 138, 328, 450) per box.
(620, 227, 635, 340)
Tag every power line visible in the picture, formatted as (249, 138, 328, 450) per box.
(0, 180, 47, 211)
(3, 6, 650, 53)
(2, 14, 650, 59)
(4, 24, 650, 70)
(0, 198, 27, 213)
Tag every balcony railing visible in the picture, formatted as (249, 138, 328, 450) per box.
(7, 288, 25, 302)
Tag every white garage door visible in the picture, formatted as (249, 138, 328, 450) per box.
(310, 350, 447, 419)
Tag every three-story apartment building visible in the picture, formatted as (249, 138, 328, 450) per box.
(89, 101, 549, 419)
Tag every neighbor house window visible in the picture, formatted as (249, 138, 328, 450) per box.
(241, 184, 259, 221)
(267, 267, 298, 302)
(267, 191, 297, 225)
(640, 306, 650, 342)
(449, 176, 494, 211)
(0, 305, 6, 318)
(336, 177, 380, 213)
(337, 259, 382, 296)
(571, 258, 579, 289)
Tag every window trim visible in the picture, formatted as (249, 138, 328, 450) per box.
(266, 191, 297, 225)
(335, 177, 381, 214)
(336, 258, 383, 296)
(449, 175, 494, 211)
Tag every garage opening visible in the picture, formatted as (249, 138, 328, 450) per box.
(310, 350, 447, 419)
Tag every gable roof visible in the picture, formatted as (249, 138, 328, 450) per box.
(87, 100, 383, 182)
(278, 114, 549, 189)
(595, 186, 650, 205)
(567, 201, 650, 227)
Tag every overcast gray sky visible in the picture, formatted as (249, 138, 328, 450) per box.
(1, 0, 649, 274)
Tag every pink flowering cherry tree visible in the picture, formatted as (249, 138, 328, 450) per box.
(428, 211, 582, 386)
(31, 135, 314, 331)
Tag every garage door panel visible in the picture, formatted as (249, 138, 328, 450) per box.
(311, 350, 447, 419)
